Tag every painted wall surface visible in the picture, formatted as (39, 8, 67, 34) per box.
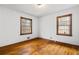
(39, 6, 79, 45)
(0, 7, 38, 47)
(0, 6, 79, 47)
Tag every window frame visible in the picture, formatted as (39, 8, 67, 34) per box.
(56, 14, 72, 36)
(20, 16, 32, 35)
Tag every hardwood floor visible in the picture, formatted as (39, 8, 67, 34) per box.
(0, 38, 79, 55)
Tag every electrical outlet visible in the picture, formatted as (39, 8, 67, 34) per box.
(27, 37, 30, 39)
(50, 37, 53, 39)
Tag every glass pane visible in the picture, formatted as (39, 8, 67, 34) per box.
(64, 26, 70, 30)
(65, 29, 70, 34)
(59, 26, 65, 30)
(58, 29, 65, 34)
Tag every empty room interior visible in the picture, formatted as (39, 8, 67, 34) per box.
(0, 4, 79, 55)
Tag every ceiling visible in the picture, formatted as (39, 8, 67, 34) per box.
(0, 4, 78, 17)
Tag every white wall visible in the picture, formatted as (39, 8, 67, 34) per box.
(0, 6, 79, 47)
(0, 7, 38, 47)
(39, 6, 79, 45)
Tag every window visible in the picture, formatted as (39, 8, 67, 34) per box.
(56, 14, 72, 36)
(20, 17, 32, 35)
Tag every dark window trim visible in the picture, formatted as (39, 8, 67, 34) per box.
(56, 14, 72, 36)
(20, 16, 32, 35)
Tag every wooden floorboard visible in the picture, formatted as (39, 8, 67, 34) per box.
(0, 38, 79, 55)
